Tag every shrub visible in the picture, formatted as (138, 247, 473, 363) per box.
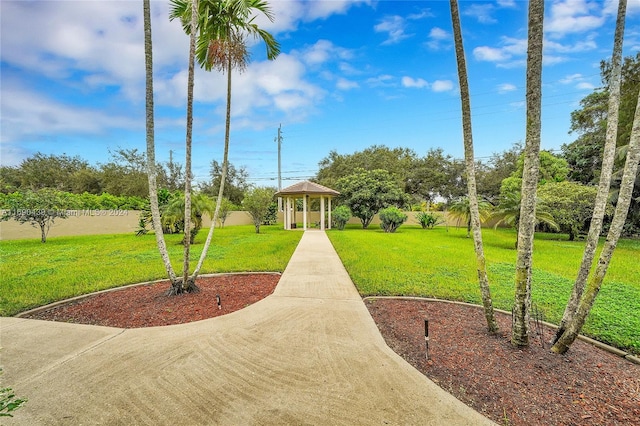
(379, 206, 407, 233)
(416, 211, 442, 229)
(332, 205, 351, 230)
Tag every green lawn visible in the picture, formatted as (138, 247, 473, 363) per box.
(2, 224, 638, 355)
(0, 225, 302, 317)
(327, 225, 640, 355)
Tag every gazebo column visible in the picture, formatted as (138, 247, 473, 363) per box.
(320, 196, 325, 230)
(328, 197, 332, 230)
(303, 195, 307, 230)
(284, 197, 291, 230)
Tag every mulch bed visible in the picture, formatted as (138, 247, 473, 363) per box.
(20, 275, 640, 425)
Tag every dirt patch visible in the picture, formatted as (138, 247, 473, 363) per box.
(366, 298, 640, 426)
(20, 277, 639, 425)
(22, 273, 279, 328)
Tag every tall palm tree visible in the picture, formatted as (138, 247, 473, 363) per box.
(143, 0, 178, 284)
(552, 0, 631, 354)
(552, 89, 639, 354)
(553, 0, 627, 346)
(512, 0, 544, 348)
(170, 0, 280, 282)
(449, 0, 498, 333)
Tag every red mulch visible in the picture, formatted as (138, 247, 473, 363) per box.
(22, 276, 640, 425)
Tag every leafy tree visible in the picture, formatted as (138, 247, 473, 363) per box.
(450, 0, 499, 334)
(476, 142, 523, 203)
(415, 211, 442, 229)
(336, 168, 408, 229)
(1, 189, 69, 243)
(406, 148, 462, 203)
(447, 196, 493, 238)
(379, 206, 407, 233)
(332, 205, 351, 230)
(512, 0, 544, 348)
(242, 187, 275, 233)
(490, 190, 558, 236)
(200, 160, 249, 205)
(537, 182, 602, 241)
(100, 149, 150, 198)
(552, 0, 630, 354)
(215, 197, 236, 228)
(317, 145, 415, 191)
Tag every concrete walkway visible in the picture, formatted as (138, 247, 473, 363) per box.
(1, 231, 495, 425)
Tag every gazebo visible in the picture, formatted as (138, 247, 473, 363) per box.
(275, 181, 340, 231)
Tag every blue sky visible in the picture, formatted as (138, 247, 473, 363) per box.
(2, 0, 639, 187)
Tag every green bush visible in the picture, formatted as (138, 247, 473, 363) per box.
(332, 205, 351, 230)
(379, 206, 407, 233)
(415, 211, 442, 229)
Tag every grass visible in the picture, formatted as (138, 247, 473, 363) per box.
(2, 223, 638, 354)
(327, 225, 640, 355)
(0, 225, 302, 317)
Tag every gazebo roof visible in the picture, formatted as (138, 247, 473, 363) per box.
(275, 180, 340, 197)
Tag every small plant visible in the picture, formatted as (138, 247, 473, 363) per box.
(379, 206, 407, 233)
(0, 369, 27, 417)
(332, 205, 351, 230)
(416, 211, 442, 229)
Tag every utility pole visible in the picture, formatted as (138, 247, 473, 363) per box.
(276, 124, 283, 211)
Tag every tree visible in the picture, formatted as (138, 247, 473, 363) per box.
(490, 190, 558, 239)
(552, 0, 629, 353)
(537, 182, 602, 241)
(406, 148, 461, 203)
(317, 145, 416, 191)
(512, 0, 544, 348)
(162, 193, 214, 244)
(332, 205, 351, 230)
(553, 77, 639, 354)
(1, 189, 69, 243)
(378, 206, 407, 233)
(242, 187, 275, 233)
(200, 160, 249, 205)
(143, 0, 179, 286)
(447, 196, 493, 237)
(336, 168, 408, 229)
(450, 0, 498, 333)
(100, 149, 150, 197)
(170, 0, 280, 281)
(476, 142, 523, 203)
(215, 197, 235, 228)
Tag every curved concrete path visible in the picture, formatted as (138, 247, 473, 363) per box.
(1, 230, 495, 425)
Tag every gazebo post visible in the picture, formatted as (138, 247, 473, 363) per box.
(328, 197, 332, 230)
(320, 196, 325, 230)
(284, 197, 290, 230)
(303, 195, 307, 230)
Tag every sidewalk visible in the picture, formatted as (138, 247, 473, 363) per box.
(1, 230, 495, 425)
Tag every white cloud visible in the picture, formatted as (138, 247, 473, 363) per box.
(431, 80, 454, 92)
(546, 0, 605, 36)
(375, 15, 412, 45)
(336, 78, 359, 90)
(366, 75, 395, 87)
(463, 4, 497, 24)
(473, 46, 511, 62)
(497, 83, 517, 94)
(427, 27, 451, 50)
(299, 40, 353, 66)
(402, 76, 428, 89)
(576, 82, 596, 90)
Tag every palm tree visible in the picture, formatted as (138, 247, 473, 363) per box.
(449, 0, 498, 333)
(512, 0, 544, 348)
(552, 0, 631, 354)
(552, 0, 627, 348)
(162, 193, 215, 245)
(447, 196, 493, 238)
(143, 0, 178, 284)
(490, 190, 559, 247)
(170, 0, 280, 282)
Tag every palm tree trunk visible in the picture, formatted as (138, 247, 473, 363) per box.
(512, 0, 544, 348)
(191, 43, 233, 280)
(143, 0, 177, 285)
(552, 90, 640, 354)
(450, 0, 498, 333)
(175, 0, 199, 295)
(553, 0, 627, 345)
